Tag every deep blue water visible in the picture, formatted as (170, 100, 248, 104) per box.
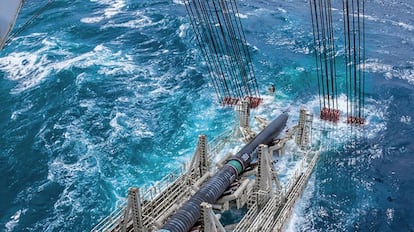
(0, 0, 413, 231)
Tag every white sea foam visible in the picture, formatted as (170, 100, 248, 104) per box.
(33, 70, 175, 228)
(178, 23, 189, 38)
(101, 12, 153, 29)
(104, 0, 125, 18)
(249, 89, 387, 232)
(278, 7, 287, 14)
(57, 43, 135, 75)
(364, 13, 414, 31)
(110, 111, 154, 138)
(396, 21, 414, 31)
(0, 37, 53, 93)
(79, 99, 96, 110)
(173, 0, 185, 5)
(40, 119, 112, 230)
(284, 175, 315, 232)
(5, 209, 26, 232)
(80, 16, 104, 24)
(364, 60, 393, 73)
(1, 37, 140, 93)
(400, 115, 411, 124)
(87, 0, 126, 18)
(81, 0, 139, 26)
(109, 112, 126, 132)
(82, 0, 153, 29)
(364, 59, 414, 85)
(11, 102, 33, 120)
(236, 13, 248, 19)
(386, 208, 394, 224)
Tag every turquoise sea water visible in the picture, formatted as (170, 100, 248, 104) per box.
(0, 0, 413, 231)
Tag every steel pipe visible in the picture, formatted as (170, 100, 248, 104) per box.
(160, 113, 288, 232)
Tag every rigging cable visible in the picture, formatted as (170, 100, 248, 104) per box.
(197, 0, 235, 98)
(342, 0, 349, 119)
(327, 0, 339, 110)
(346, 0, 353, 120)
(357, 0, 361, 118)
(362, 0, 366, 118)
(230, 0, 260, 97)
(352, 0, 358, 121)
(217, 0, 244, 96)
(309, 0, 322, 110)
(325, 0, 335, 110)
(184, 0, 222, 101)
(207, 0, 242, 98)
(322, 0, 334, 110)
(222, 0, 252, 97)
(188, 0, 227, 99)
(5, 0, 55, 47)
(184, 0, 261, 105)
(319, 0, 330, 110)
(313, 0, 327, 109)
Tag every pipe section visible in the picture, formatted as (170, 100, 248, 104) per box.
(160, 113, 288, 232)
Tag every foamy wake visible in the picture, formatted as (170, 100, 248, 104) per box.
(101, 11, 153, 29)
(86, 0, 126, 19)
(175, 85, 387, 232)
(247, 90, 387, 231)
(364, 14, 414, 31)
(172, 0, 185, 6)
(1, 38, 138, 94)
(5, 209, 26, 232)
(80, 0, 153, 30)
(29, 48, 210, 230)
(365, 58, 414, 85)
(284, 175, 315, 232)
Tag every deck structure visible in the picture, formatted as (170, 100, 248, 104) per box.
(92, 107, 319, 232)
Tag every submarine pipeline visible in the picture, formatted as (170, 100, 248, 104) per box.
(92, 105, 318, 232)
(159, 113, 288, 232)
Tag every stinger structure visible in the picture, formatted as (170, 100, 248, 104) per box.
(184, 0, 262, 108)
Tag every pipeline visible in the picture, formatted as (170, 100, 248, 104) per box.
(159, 113, 288, 232)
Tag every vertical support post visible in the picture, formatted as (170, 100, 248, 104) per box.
(200, 202, 226, 232)
(122, 187, 144, 232)
(198, 135, 209, 177)
(256, 145, 272, 194)
(250, 144, 282, 209)
(235, 99, 255, 142)
(254, 115, 269, 130)
(238, 99, 250, 128)
(295, 108, 313, 149)
(188, 135, 210, 183)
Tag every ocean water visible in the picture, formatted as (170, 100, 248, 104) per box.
(0, 0, 413, 231)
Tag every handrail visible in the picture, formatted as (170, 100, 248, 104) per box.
(92, 129, 234, 231)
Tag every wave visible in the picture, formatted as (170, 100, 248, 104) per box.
(88, 0, 126, 19)
(254, 92, 388, 231)
(365, 59, 414, 85)
(100, 12, 153, 30)
(0, 41, 140, 94)
(363, 14, 414, 32)
(0, 0, 409, 231)
(5, 209, 26, 232)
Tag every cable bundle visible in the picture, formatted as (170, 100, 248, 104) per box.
(184, 0, 261, 108)
(342, 0, 366, 125)
(310, 0, 366, 124)
(310, 0, 340, 122)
